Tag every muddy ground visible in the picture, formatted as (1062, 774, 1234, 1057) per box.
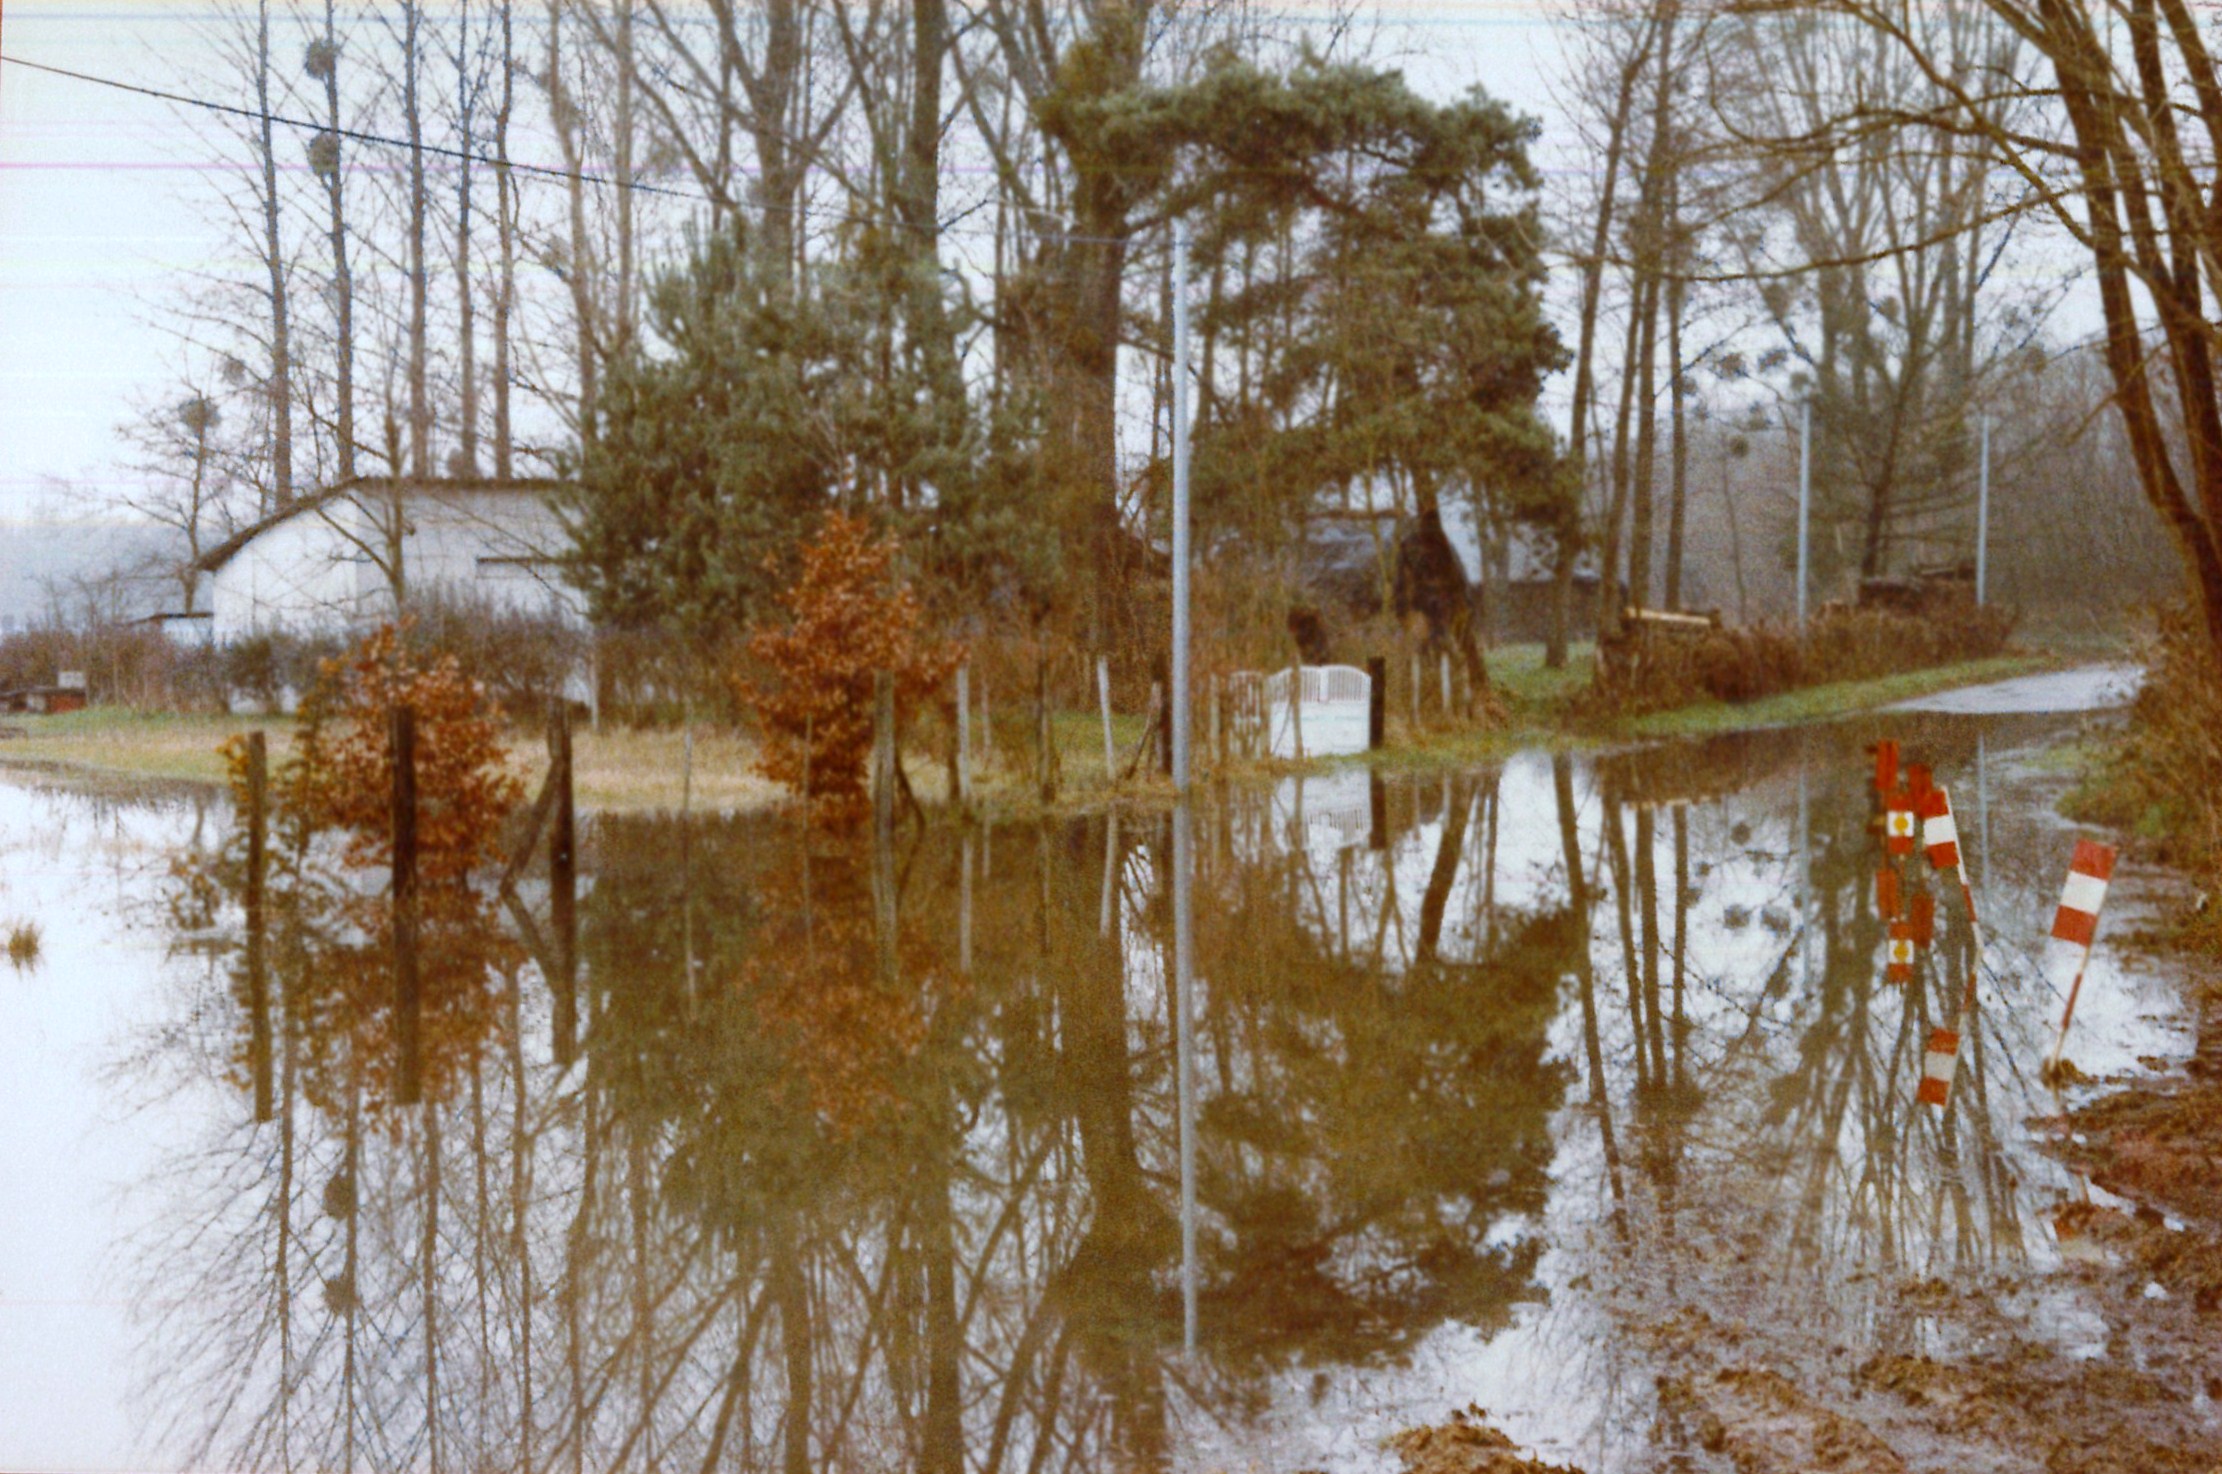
(1380, 788, 2222, 1473)
(1385, 994, 2222, 1474)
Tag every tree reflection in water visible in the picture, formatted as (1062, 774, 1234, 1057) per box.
(139, 715, 2114, 1470)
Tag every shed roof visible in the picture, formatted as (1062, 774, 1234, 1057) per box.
(191, 476, 567, 575)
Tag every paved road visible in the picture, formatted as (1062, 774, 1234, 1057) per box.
(1885, 662, 2142, 715)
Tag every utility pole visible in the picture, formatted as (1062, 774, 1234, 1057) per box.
(1172, 220, 1193, 797)
(1797, 398, 1812, 633)
(1976, 414, 1991, 606)
(1170, 218, 1198, 1358)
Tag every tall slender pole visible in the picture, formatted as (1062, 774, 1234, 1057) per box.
(1171, 218, 1199, 1357)
(1797, 399, 1812, 633)
(1976, 414, 1991, 606)
(1172, 219, 1193, 797)
(1097, 656, 1117, 782)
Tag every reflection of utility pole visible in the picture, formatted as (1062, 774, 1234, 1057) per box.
(1170, 219, 1199, 1357)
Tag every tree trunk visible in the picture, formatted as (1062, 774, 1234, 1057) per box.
(454, 0, 479, 475)
(1596, 274, 1647, 636)
(255, 0, 295, 510)
(404, 0, 431, 479)
(493, 0, 515, 480)
(318, 0, 355, 483)
(548, 0, 599, 442)
(1548, 20, 1652, 667)
(1629, 269, 1660, 609)
(1665, 266, 1689, 609)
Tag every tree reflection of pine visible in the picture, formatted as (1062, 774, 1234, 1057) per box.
(139, 719, 2090, 1470)
(146, 777, 1575, 1472)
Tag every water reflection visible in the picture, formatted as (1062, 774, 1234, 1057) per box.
(131, 712, 2188, 1471)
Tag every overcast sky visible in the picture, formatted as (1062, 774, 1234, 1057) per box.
(0, 1, 1583, 525)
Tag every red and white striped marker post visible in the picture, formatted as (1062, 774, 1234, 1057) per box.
(2044, 839, 2118, 1074)
(1915, 782, 1984, 1109)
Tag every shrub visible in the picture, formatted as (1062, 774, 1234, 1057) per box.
(1588, 604, 2017, 717)
(405, 593, 591, 719)
(219, 629, 345, 712)
(589, 623, 749, 728)
(179, 625, 527, 1114)
(739, 513, 963, 827)
(0, 623, 230, 710)
(2066, 606, 2222, 951)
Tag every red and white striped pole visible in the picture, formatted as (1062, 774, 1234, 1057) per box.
(2044, 839, 2118, 1074)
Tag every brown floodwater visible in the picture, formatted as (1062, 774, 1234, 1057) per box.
(1, 694, 2213, 1472)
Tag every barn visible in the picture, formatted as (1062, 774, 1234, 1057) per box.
(194, 477, 585, 641)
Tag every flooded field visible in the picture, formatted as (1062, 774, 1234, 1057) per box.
(4, 699, 2219, 1472)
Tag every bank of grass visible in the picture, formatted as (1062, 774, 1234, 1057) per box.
(0, 707, 787, 814)
(1612, 651, 2059, 739)
(0, 708, 299, 785)
(2063, 609, 2222, 951)
(0, 641, 2073, 815)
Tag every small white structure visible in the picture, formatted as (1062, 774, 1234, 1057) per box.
(1228, 664, 1372, 759)
(196, 477, 584, 642)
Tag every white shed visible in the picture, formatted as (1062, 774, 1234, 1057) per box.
(196, 477, 585, 642)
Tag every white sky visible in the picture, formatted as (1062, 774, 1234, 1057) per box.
(0, 1, 1574, 526)
(6, 0, 2097, 539)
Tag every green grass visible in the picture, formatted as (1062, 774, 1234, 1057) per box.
(0, 645, 2093, 814)
(1493, 641, 1599, 713)
(1616, 653, 2059, 740)
(0, 708, 300, 785)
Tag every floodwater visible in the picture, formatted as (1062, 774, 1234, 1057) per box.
(3, 686, 2216, 1472)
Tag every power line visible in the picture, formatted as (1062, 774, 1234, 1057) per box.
(0, 47, 1560, 258)
(0, 47, 1112, 246)
(0, 48, 705, 201)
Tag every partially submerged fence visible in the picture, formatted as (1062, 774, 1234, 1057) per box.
(1226, 664, 1373, 759)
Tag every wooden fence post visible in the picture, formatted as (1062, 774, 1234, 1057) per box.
(1440, 652, 1453, 716)
(1288, 663, 1305, 761)
(1366, 656, 1387, 750)
(391, 705, 422, 1107)
(1035, 654, 1057, 803)
(245, 729, 272, 1123)
(955, 663, 972, 806)
(874, 671, 896, 842)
